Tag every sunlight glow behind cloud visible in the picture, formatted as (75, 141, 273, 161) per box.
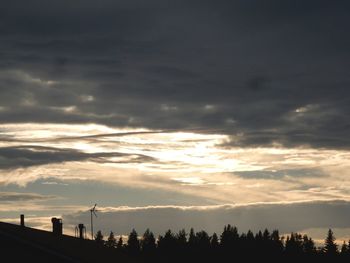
(0, 123, 349, 205)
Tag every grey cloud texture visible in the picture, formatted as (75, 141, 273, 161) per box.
(0, 146, 156, 170)
(0, 191, 56, 202)
(0, 146, 88, 169)
(234, 169, 328, 180)
(0, 0, 349, 149)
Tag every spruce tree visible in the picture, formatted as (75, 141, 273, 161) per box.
(188, 228, 196, 248)
(158, 229, 177, 252)
(95, 230, 104, 245)
(117, 236, 124, 250)
(127, 229, 140, 254)
(323, 229, 338, 255)
(220, 224, 239, 248)
(176, 229, 187, 250)
(302, 234, 315, 254)
(195, 230, 211, 249)
(211, 233, 219, 248)
(141, 229, 156, 253)
(106, 231, 117, 248)
(341, 241, 348, 255)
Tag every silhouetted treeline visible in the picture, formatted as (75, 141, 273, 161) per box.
(94, 226, 350, 262)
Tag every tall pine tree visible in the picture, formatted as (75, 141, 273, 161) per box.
(127, 229, 140, 254)
(117, 236, 124, 250)
(141, 229, 156, 253)
(324, 229, 338, 255)
(106, 231, 117, 248)
(94, 230, 104, 245)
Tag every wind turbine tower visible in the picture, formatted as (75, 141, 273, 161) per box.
(89, 204, 98, 240)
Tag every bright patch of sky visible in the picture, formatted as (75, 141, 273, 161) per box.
(1, 123, 350, 239)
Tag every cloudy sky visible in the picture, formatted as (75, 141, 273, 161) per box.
(1, 0, 350, 243)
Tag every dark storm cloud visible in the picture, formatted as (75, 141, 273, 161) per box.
(0, 146, 156, 169)
(0, 146, 85, 169)
(0, 0, 349, 148)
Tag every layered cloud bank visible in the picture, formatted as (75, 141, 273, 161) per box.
(1, 124, 350, 206)
(0, 0, 349, 149)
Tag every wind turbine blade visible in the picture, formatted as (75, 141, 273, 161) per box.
(93, 211, 97, 217)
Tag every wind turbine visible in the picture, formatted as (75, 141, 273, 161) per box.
(89, 204, 98, 240)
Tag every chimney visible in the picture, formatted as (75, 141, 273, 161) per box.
(51, 217, 63, 236)
(78, 224, 86, 239)
(20, 214, 25, 227)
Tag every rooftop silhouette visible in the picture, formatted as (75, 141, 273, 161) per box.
(0, 220, 135, 263)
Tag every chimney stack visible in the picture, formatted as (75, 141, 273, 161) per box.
(51, 217, 63, 236)
(78, 224, 86, 239)
(20, 214, 25, 227)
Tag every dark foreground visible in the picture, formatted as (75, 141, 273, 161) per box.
(1, 221, 349, 262)
(0, 221, 136, 263)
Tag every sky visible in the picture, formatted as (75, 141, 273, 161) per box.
(1, 0, 350, 243)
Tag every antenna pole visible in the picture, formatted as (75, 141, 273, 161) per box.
(90, 209, 94, 240)
(89, 203, 97, 240)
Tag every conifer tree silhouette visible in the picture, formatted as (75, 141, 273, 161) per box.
(127, 229, 140, 254)
(323, 229, 338, 255)
(341, 241, 348, 255)
(95, 230, 104, 245)
(141, 229, 156, 254)
(158, 229, 177, 253)
(116, 236, 124, 250)
(195, 230, 211, 249)
(220, 224, 239, 249)
(87, 225, 350, 261)
(106, 231, 117, 248)
(271, 229, 284, 255)
(210, 233, 219, 249)
(302, 234, 315, 255)
(188, 228, 196, 248)
(176, 229, 187, 251)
